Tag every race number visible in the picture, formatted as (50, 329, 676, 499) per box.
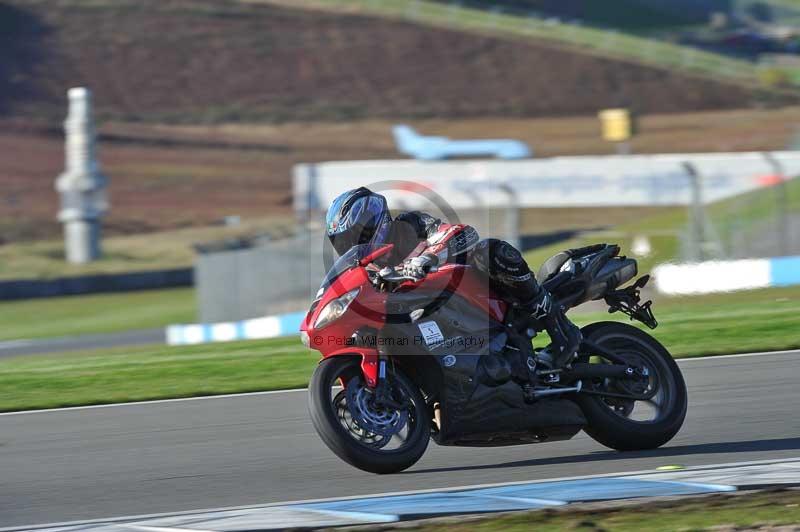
(417, 321, 444, 346)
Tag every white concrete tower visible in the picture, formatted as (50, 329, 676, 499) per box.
(55, 87, 108, 263)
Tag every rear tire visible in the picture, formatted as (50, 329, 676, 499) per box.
(308, 356, 430, 474)
(575, 322, 687, 451)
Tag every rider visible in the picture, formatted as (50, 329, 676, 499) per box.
(325, 187, 582, 369)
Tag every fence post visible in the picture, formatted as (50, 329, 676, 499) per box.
(498, 183, 520, 250)
(763, 152, 790, 256)
(682, 162, 727, 261)
(683, 162, 706, 262)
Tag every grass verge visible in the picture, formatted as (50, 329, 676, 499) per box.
(0, 288, 196, 341)
(1, 286, 798, 412)
(0, 219, 293, 280)
(0, 337, 315, 412)
(524, 175, 800, 275)
(401, 489, 800, 532)
(264, 0, 770, 89)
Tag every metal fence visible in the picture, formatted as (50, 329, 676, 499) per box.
(195, 231, 325, 323)
(194, 207, 523, 321)
(686, 173, 800, 262)
(199, 159, 799, 321)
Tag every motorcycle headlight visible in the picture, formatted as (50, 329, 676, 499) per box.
(313, 288, 360, 329)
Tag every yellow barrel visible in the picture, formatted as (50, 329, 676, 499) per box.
(598, 108, 632, 142)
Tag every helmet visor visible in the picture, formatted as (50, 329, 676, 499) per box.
(328, 211, 390, 256)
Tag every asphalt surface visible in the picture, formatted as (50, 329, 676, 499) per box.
(0, 329, 164, 358)
(2, 351, 799, 528)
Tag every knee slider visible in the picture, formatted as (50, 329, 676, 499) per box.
(491, 240, 529, 277)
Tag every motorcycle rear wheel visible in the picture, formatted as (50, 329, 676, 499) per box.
(575, 321, 687, 451)
(308, 356, 430, 474)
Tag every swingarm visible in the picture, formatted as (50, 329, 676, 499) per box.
(530, 338, 656, 401)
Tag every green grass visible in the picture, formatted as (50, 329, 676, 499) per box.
(1, 285, 798, 412)
(405, 489, 800, 532)
(641, 285, 800, 356)
(0, 288, 196, 341)
(0, 219, 291, 281)
(524, 176, 800, 272)
(267, 0, 775, 88)
(3, 177, 796, 344)
(0, 337, 315, 412)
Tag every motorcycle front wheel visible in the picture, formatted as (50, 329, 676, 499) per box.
(575, 321, 688, 451)
(308, 356, 430, 474)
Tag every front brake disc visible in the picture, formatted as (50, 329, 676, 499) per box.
(345, 377, 409, 438)
(334, 390, 390, 448)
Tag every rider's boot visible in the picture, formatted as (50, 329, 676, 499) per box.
(470, 238, 581, 372)
(522, 289, 582, 369)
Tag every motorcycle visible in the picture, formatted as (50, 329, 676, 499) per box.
(301, 242, 687, 474)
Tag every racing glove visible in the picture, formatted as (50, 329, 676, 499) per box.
(402, 253, 439, 281)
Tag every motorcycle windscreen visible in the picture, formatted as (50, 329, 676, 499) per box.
(318, 243, 388, 294)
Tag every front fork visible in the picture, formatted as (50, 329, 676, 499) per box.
(349, 351, 398, 408)
(360, 352, 380, 388)
(357, 350, 389, 392)
(374, 355, 404, 409)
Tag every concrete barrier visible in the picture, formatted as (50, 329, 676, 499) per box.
(294, 151, 800, 214)
(166, 311, 305, 346)
(653, 256, 800, 295)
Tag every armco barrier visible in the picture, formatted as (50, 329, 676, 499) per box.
(166, 311, 305, 346)
(0, 268, 193, 301)
(653, 256, 800, 295)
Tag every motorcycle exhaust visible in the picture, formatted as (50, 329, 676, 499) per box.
(567, 363, 637, 380)
(533, 380, 582, 398)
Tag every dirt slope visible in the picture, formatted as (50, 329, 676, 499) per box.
(3, 106, 800, 243)
(0, 0, 763, 123)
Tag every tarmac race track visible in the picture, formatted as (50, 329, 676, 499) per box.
(1, 350, 799, 528)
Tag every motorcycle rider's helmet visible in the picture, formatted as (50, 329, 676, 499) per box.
(326, 187, 391, 256)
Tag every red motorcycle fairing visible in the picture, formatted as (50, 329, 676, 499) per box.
(301, 247, 506, 389)
(301, 255, 384, 388)
(395, 263, 506, 323)
(320, 346, 379, 387)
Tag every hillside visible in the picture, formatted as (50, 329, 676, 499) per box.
(0, 0, 769, 123)
(3, 105, 800, 250)
(427, 0, 703, 29)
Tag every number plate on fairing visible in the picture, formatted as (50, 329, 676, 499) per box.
(418, 321, 444, 346)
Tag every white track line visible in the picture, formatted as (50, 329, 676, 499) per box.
(676, 348, 799, 362)
(1, 349, 795, 417)
(0, 339, 35, 349)
(0, 388, 307, 417)
(6, 456, 800, 532)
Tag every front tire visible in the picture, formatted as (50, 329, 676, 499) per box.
(308, 356, 430, 474)
(575, 321, 687, 451)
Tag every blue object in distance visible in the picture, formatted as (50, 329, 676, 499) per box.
(393, 124, 532, 160)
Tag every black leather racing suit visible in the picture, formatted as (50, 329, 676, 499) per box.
(386, 211, 582, 369)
